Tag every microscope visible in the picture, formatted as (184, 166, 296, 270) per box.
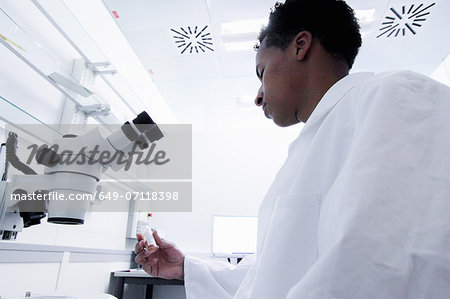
(0, 111, 163, 240)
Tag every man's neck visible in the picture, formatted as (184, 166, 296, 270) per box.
(301, 60, 349, 123)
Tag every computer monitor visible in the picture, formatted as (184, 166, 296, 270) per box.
(211, 215, 258, 258)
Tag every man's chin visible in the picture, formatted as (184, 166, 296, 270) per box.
(272, 117, 300, 127)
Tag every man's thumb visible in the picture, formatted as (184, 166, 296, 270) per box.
(153, 229, 164, 246)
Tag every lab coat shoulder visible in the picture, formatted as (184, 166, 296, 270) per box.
(287, 72, 450, 298)
(348, 70, 448, 120)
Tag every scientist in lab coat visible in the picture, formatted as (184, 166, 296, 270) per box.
(135, 0, 450, 297)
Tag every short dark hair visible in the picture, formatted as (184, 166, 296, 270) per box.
(256, 0, 362, 69)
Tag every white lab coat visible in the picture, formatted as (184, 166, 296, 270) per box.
(184, 71, 450, 298)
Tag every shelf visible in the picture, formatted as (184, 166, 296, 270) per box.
(0, 2, 149, 123)
(32, 0, 147, 116)
(0, 7, 100, 108)
(0, 95, 62, 138)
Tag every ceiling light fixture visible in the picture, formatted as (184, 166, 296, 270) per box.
(171, 25, 214, 54)
(377, 3, 436, 38)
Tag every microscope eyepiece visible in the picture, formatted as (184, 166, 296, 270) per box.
(133, 111, 156, 133)
(145, 126, 164, 143)
(133, 111, 155, 125)
(121, 121, 140, 142)
(118, 111, 163, 149)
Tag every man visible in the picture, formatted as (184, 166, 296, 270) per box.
(135, 0, 450, 298)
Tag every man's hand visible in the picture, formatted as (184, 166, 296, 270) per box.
(135, 230, 185, 280)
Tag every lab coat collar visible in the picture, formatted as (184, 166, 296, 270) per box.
(303, 72, 374, 130)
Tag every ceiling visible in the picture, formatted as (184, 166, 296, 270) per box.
(102, 0, 449, 129)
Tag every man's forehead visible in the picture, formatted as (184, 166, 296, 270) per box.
(258, 38, 268, 51)
(255, 39, 268, 60)
(256, 40, 278, 67)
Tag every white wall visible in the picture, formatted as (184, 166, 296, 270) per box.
(147, 125, 300, 253)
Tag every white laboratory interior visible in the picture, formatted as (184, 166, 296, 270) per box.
(0, 0, 449, 298)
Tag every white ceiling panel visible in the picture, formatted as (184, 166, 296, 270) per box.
(353, 0, 449, 73)
(104, 0, 211, 31)
(126, 28, 222, 81)
(206, 0, 274, 23)
(157, 78, 227, 103)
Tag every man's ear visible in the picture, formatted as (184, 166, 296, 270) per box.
(293, 31, 313, 61)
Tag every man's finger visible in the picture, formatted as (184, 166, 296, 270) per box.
(136, 233, 144, 241)
(134, 239, 145, 254)
(153, 230, 163, 246)
(135, 251, 147, 264)
(147, 245, 159, 255)
(135, 233, 145, 254)
(153, 230, 173, 248)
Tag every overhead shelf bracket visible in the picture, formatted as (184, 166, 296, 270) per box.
(77, 104, 111, 117)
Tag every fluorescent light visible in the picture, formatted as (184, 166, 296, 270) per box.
(355, 9, 376, 25)
(221, 19, 266, 51)
(354, 9, 376, 39)
(224, 41, 256, 52)
(221, 19, 267, 35)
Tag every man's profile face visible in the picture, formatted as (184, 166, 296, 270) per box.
(254, 39, 302, 127)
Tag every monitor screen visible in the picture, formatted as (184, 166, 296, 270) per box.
(211, 215, 258, 258)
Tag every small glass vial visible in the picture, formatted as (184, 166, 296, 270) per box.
(137, 220, 156, 250)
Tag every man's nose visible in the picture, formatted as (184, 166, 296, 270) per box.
(255, 87, 263, 106)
